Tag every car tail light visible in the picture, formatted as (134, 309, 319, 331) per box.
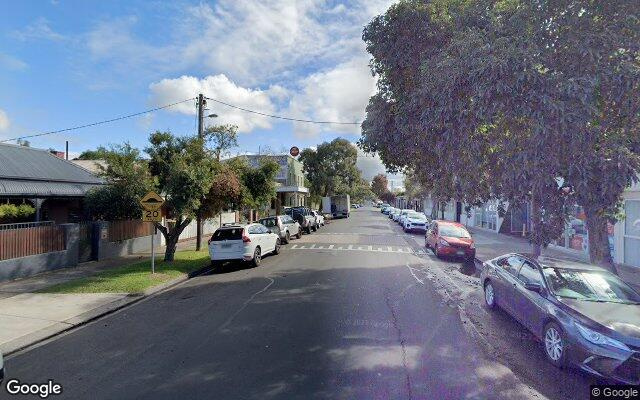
(242, 230, 251, 243)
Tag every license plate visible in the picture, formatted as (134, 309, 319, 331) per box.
(456, 250, 465, 256)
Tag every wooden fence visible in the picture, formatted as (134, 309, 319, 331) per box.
(0, 224, 65, 261)
(108, 220, 154, 242)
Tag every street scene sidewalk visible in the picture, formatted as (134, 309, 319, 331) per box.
(0, 239, 203, 355)
(469, 227, 640, 290)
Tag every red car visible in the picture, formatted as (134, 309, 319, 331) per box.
(425, 220, 476, 260)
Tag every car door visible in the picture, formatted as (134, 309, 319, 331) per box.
(492, 255, 524, 315)
(260, 224, 276, 252)
(512, 259, 547, 333)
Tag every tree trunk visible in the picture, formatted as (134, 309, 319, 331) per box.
(530, 192, 542, 259)
(584, 206, 617, 274)
(155, 218, 192, 262)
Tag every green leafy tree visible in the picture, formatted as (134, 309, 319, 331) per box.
(75, 146, 110, 160)
(85, 144, 154, 221)
(360, 0, 640, 265)
(146, 131, 216, 261)
(231, 157, 280, 211)
(204, 124, 238, 161)
(299, 138, 362, 197)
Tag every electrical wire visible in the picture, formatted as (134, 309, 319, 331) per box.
(204, 96, 362, 125)
(0, 98, 196, 143)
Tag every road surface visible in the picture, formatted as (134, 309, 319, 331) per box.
(2, 208, 595, 399)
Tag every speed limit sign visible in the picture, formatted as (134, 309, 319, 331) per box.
(142, 209, 162, 222)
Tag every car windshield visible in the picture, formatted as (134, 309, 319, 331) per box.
(542, 268, 640, 304)
(439, 225, 471, 238)
(211, 228, 243, 241)
(407, 212, 425, 220)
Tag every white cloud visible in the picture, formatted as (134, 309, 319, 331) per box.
(0, 109, 10, 132)
(288, 56, 375, 137)
(14, 17, 65, 41)
(356, 147, 403, 187)
(149, 75, 277, 133)
(0, 53, 28, 71)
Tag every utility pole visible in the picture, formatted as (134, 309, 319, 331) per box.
(196, 94, 205, 251)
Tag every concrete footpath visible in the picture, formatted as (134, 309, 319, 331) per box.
(0, 239, 202, 355)
(469, 226, 640, 290)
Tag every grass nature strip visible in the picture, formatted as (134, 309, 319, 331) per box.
(41, 250, 210, 294)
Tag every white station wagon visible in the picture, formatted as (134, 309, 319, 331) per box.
(208, 223, 281, 268)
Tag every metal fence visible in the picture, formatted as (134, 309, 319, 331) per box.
(0, 221, 54, 231)
(0, 224, 65, 261)
(108, 220, 154, 242)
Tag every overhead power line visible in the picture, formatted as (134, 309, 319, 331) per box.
(204, 96, 361, 125)
(0, 98, 196, 143)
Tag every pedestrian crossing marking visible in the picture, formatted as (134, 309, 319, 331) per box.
(289, 244, 420, 254)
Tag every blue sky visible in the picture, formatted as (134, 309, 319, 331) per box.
(0, 0, 402, 184)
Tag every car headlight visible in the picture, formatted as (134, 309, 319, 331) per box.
(576, 323, 630, 352)
(439, 238, 449, 247)
(469, 242, 475, 249)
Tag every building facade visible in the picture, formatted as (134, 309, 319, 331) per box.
(239, 154, 309, 214)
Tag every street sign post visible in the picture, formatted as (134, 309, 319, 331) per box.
(140, 191, 165, 273)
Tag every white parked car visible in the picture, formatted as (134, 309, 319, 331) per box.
(258, 215, 301, 243)
(396, 209, 412, 223)
(208, 223, 281, 268)
(403, 212, 430, 232)
(312, 210, 325, 227)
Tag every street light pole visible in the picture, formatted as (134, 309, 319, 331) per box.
(196, 94, 205, 251)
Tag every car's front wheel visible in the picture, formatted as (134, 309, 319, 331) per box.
(250, 247, 261, 268)
(484, 281, 496, 309)
(543, 322, 567, 368)
(284, 231, 290, 244)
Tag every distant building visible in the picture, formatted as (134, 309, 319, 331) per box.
(232, 154, 309, 213)
(0, 143, 104, 223)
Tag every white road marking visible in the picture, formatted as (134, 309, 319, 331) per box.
(288, 244, 414, 254)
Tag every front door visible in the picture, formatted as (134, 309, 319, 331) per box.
(512, 260, 547, 333)
(493, 255, 523, 315)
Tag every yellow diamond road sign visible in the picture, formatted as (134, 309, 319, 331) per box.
(140, 191, 165, 211)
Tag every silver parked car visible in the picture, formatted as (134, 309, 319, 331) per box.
(258, 215, 301, 243)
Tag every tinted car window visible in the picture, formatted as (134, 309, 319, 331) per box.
(542, 268, 640, 304)
(497, 256, 523, 277)
(518, 261, 544, 286)
(260, 218, 277, 228)
(211, 228, 243, 241)
(247, 225, 261, 234)
(281, 216, 293, 224)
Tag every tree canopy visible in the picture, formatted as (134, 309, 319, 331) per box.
(360, 0, 640, 265)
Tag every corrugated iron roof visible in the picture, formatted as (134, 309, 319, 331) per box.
(0, 179, 101, 197)
(0, 143, 103, 184)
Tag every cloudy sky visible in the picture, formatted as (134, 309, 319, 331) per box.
(0, 0, 401, 187)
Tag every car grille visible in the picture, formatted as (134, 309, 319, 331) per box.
(613, 353, 640, 384)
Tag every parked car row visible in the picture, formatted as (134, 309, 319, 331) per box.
(208, 207, 327, 268)
(382, 205, 431, 233)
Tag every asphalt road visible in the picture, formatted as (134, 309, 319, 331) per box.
(2, 208, 593, 399)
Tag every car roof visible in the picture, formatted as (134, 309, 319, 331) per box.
(510, 253, 607, 272)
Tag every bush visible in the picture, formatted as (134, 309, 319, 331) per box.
(0, 203, 35, 223)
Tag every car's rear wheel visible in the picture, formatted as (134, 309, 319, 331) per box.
(306, 226, 312, 234)
(484, 281, 496, 309)
(284, 231, 290, 244)
(543, 322, 567, 368)
(250, 247, 261, 268)
(312, 224, 318, 232)
(274, 239, 281, 255)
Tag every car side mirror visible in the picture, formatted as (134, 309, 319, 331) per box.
(524, 282, 542, 293)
